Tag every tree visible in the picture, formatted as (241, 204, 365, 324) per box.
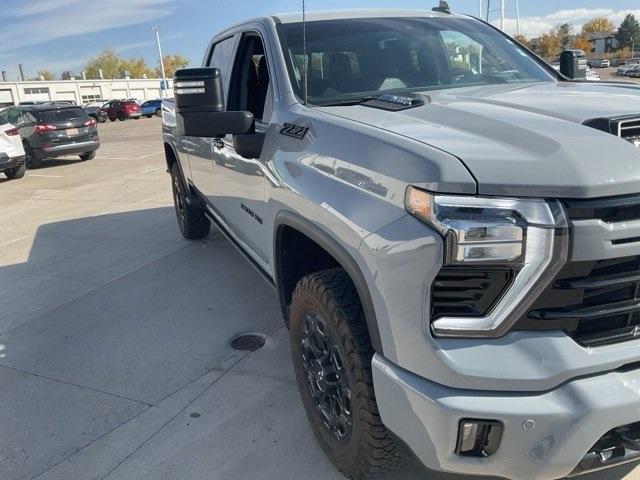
(581, 17, 615, 35)
(122, 57, 155, 79)
(538, 28, 562, 58)
(616, 14, 640, 51)
(156, 53, 189, 78)
(37, 69, 53, 81)
(572, 36, 592, 53)
(60, 70, 74, 80)
(512, 33, 530, 48)
(558, 23, 573, 50)
(85, 49, 123, 79)
(84, 49, 155, 79)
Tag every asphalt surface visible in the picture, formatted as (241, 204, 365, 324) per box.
(0, 117, 638, 480)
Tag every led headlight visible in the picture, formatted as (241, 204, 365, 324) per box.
(405, 187, 569, 338)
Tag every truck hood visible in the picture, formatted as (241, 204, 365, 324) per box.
(319, 81, 640, 198)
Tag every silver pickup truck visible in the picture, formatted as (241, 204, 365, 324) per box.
(162, 5, 640, 480)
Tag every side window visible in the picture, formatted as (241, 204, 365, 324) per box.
(6, 108, 22, 125)
(228, 33, 273, 124)
(208, 35, 236, 103)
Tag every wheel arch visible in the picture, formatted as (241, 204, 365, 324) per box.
(274, 210, 383, 353)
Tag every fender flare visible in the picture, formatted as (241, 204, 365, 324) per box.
(274, 210, 383, 354)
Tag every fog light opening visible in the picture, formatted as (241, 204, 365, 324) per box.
(456, 419, 504, 457)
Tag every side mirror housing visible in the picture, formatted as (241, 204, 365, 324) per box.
(174, 67, 255, 137)
(233, 133, 265, 159)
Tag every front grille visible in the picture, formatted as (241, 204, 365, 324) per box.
(583, 115, 640, 147)
(563, 195, 640, 223)
(518, 256, 640, 347)
(431, 267, 513, 319)
(618, 117, 640, 145)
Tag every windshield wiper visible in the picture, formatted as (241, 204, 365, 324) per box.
(314, 95, 379, 107)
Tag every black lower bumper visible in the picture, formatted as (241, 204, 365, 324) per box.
(0, 154, 25, 171)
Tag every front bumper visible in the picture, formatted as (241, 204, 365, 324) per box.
(373, 354, 640, 480)
(0, 153, 25, 171)
(41, 140, 100, 158)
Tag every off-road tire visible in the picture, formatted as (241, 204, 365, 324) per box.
(290, 268, 404, 479)
(80, 151, 95, 161)
(170, 162, 210, 239)
(4, 163, 26, 179)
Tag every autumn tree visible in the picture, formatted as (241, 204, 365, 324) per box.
(616, 14, 640, 50)
(37, 69, 54, 81)
(512, 33, 530, 48)
(572, 36, 592, 53)
(84, 49, 155, 79)
(538, 28, 562, 58)
(581, 17, 615, 35)
(157, 53, 189, 78)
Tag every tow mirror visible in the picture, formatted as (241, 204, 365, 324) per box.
(174, 67, 255, 137)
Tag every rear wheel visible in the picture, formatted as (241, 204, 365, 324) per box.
(290, 268, 404, 480)
(109, 117, 116, 122)
(4, 163, 26, 179)
(145, 114, 153, 118)
(155, 108, 161, 117)
(170, 162, 210, 239)
(118, 113, 125, 121)
(80, 151, 95, 161)
(23, 142, 41, 169)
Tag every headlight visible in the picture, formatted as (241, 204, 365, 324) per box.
(405, 186, 569, 338)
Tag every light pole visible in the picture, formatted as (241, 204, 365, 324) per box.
(152, 26, 167, 98)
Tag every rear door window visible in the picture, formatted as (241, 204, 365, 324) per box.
(39, 108, 88, 124)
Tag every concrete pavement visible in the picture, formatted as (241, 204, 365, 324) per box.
(0, 118, 637, 480)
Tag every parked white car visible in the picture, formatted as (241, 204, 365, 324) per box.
(0, 114, 26, 180)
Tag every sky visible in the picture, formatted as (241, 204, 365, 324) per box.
(1, 0, 640, 80)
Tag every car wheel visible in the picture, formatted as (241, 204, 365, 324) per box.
(79, 151, 95, 161)
(155, 108, 162, 117)
(290, 268, 404, 480)
(170, 162, 210, 239)
(109, 118, 116, 122)
(23, 142, 41, 169)
(118, 113, 126, 121)
(134, 117, 140, 120)
(4, 162, 26, 179)
(146, 114, 153, 118)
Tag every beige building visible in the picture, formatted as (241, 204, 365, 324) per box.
(0, 78, 171, 107)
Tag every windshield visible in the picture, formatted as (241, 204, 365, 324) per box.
(39, 108, 88, 124)
(276, 16, 556, 106)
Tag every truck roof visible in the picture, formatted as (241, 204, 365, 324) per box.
(271, 9, 463, 24)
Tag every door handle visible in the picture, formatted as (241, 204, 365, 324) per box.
(212, 138, 224, 150)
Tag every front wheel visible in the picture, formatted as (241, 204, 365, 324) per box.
(109, 118, 116, 122)
(145, 114, 153, 118)
(290, 268, 404, 479)
(79, 151, 95, 161)
(4, 163, 26, 179)
(170, 162, 210, 239)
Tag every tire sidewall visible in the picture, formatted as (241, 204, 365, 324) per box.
(290, 284, 367, 471)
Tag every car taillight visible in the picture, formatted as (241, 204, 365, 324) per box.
(84, 118, 96, 126)
(5, 127, 19, 136)
(35, 124, 56, 134)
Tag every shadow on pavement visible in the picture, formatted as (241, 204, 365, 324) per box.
(0, 206, 637, 480)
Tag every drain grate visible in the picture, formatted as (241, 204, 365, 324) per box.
(231, 333, 266, 351)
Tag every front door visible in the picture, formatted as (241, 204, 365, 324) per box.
(188, 34, 237, 200)
(211, 31, 274, 267)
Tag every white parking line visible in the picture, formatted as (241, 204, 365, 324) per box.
(0, 234, 32, 248)
(27, 174, 63, 178)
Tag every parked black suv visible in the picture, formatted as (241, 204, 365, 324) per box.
(3, 104, 100, 168)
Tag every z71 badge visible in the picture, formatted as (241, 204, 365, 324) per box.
(280, 123, 309, 140)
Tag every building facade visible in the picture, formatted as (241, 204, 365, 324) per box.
(0, 78, 172, 107)
(587, 32, 619, 55)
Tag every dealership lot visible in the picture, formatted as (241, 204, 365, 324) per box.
(0, 118, 638, 480)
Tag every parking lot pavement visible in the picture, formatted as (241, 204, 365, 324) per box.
(0, 118, 638, 480)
